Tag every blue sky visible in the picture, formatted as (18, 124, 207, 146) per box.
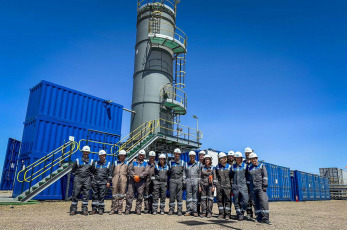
(0, 0, 346, 177)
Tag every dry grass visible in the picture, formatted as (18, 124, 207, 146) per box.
(0, 199, 346, 230)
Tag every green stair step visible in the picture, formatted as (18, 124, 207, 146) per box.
(32, 186, 38, 191)
(18, 196, 24, 200)
(39, 182, 45, 186)
(51, 173, 58, 177)
(25, 191, 30, 195)
(57, 169, 64, 173)
(63, 165, 69, 168)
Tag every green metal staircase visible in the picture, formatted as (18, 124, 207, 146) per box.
(17, 162, 73, 202)
(125, 134, 161, 162)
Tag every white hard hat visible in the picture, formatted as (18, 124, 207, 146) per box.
(234, 151, 243, 158)
(174, 148, 181, 154)
(118, 150, 127, 156)
(189, 151, 196, 156)
(228, 150, 235, 156)
(245, 147, 252, 153)
(82, 145, 91, 152)
(159, 154, 166, 159)
(199, 150, 206, 155)
(99, 150, 106, 156)
(204, 154, 212, 159)
(149, 151, 156, 157)
(249, 153, 258, 159)
(139, 149, 146, 155)
(219, 152, 227, 158)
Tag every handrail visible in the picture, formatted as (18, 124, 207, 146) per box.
(23, 141, 79, 182)
(149, 20, 187, 48)
(160, 83, 187, 109)
(16, 141, 77, 183)
(158, 118, 203, 141)
(78, 139, 119, 156)
(17, 118, 202, 184)
(138, 0, 178, 13)
(112, 120, 159, 156)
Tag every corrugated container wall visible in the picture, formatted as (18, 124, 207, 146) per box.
(0, 138, 21, 190)
(292, 171, 330, 201)
(20, 117, 121, 158)
(12, 81, 123, 199)
(25, 81, 122, 134)
(262, 162, 291, 201)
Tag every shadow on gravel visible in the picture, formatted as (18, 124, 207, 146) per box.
(177, 220, 242, 230)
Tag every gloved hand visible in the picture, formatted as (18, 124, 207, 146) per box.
(263, 188, 267, 192)
(134, 175, 141, 183)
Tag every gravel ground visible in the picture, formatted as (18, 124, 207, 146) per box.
(0, 200, 346, 230)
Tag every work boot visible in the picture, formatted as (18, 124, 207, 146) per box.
(160, 211, 165, 215)
(70, 211, 76, 216)
(168, 211, 174, 215)
(246, 214, 254, 221)
(82, 211, 88, 216)
(238, 215, 244, 221)
(184, 212, 191, 217)
(218, 214, 224, 219)
(262, 219, 272, 225)
(177, 211, 182, 216)
(144, 210, 149, 214)
(152, 211, 157, 215)
(207, 213, 212, 218)
(124, 210, 130, 215)
(136, 210, 141, 215)
(118, 211, 123, 215)
(225, 215, 230, 220)
(109, 211, 116, 215)
(193, 213, 198, 217)
(89, 210, 97, 215)
(98, 210, 104, 215)
(200, 213, 206, 218)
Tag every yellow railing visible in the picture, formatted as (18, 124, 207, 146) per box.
(149, 20, 187, 48)
(160, 83, 187, 109)
(158, 118, 203, 142)
(138, 0, 178, 13)
(16, 118, 202, 183)
(112, 120, 159, 156)
(16, 141, 78, 183)
(78, 139, 119, 157)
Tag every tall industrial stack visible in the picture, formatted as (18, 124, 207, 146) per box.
(131, 0, 188, 134)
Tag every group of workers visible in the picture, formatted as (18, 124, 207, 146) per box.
(69, 146, 271, 225)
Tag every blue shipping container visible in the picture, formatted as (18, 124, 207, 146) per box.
(313, 175, 321, 200)
(293, 171, 330, 201)
(25, 80, 123, 134)
(293, 171, 309, 201)
(262, 162, 291, 201)
(20, 116, 122, 158)
(12, 81, 123, 200)
(13, 117, 121, 199)
(0, 138, 21, 190)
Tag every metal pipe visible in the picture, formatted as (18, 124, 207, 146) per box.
(123, 108, 136, 114)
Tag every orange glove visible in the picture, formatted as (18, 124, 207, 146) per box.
(209, 175, 213, 184)
(134, 175, 141, 183)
